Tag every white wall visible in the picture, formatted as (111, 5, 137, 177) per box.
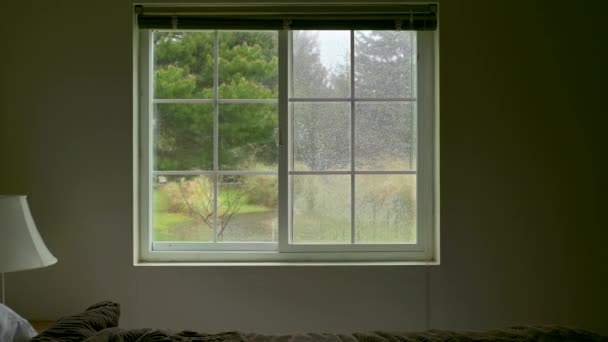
(1, 0, 606, 335)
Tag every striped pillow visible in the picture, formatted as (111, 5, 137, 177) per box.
(31, 301, 120, 342)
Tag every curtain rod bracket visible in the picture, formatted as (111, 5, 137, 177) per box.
(283, 18, 292, 30)
(395, 19, 402, 31)
(410, 10, 414, 29)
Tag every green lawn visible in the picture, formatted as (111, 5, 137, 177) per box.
(152, 180, 415, 243)
(153, 187, 274, 241)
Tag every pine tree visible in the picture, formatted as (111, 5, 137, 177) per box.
(153, 31, 279, 171)
(354, 31, 417, 170)
(292, 31, 350, 171)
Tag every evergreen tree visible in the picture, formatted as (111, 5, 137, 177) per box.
(153, 31, 279, 171)
(292, 31, 350, 171)
(354, 31, 417, 169)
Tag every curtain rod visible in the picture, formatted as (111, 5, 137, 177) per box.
(134, 4, 437, 16)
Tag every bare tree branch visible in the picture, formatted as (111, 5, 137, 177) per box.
(176, 176, 244, 241)
(217, 184, 243, 240)
(178, 178, 213, 230)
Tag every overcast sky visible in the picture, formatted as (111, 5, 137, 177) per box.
(312, 30, 350, 74)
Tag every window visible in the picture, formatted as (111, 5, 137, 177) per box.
(135, 4, 439, 264)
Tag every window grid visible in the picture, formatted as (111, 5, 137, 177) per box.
(153, 98, 416, 104)
(212, 30, 219, 242)
(154, 99, 277, 104)
(154, 171, 277, 176)
(150, 29, 280, 244)
(140, 28, 436, 262)
(289, 98, 416, 102)
(408, 30, 415, 170)
(350, 29, 356, 244)
(287, 30, 417, 245)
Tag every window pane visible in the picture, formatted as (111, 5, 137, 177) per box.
(355, 31, 416, 98)
(355, 175, 416, 243)
(219, 104, 278, 171)
(293, 102, 351, 171)
(219, 31, 278, 99)
(292, 30, 350, 98)
(153, 175, 215, 242)
(154, 32, 215, 99)
(355, 102, 415, 171)
(154, 104, 214, 171)
(219, 175, 278, 242)
(292, 175, 351, 244)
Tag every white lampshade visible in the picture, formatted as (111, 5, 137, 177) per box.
(0, 195, 57, 273)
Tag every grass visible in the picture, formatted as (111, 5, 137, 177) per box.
(153, 190, 196, 240)
(155, 212, 194, 230)
(153, 186, 274, 241)
(236, 203, 270, 214)
(152, 173, 416, 243)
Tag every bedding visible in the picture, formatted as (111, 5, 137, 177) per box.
(78, 326, 608, 342)
(31, 301, 119, 342)
(0, 304, 37, 342)
(33, 301, 608, 342)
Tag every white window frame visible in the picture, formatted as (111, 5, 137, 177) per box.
(134, 27, 439, 266)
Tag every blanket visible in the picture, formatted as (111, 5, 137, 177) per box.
(82, 325, 608, 342)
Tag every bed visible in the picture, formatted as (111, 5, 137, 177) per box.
(24, 301, 608, 342)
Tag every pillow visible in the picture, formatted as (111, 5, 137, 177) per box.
(0, 304, 37, 342)
(31, 300, 120, 342)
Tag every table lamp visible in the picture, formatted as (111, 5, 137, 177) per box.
(0, 195, 57, 304)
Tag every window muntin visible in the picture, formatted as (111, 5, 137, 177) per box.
(138, 28, 437, 263)
(288, 31, 417, 247)
(150, 31, 279, 246)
